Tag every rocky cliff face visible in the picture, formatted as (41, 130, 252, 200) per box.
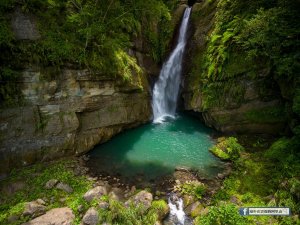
(182, 1, 289, 134)
(0, 66, 152, 177)
(0, 3, 191, 177)
(0, 66, 151, 176)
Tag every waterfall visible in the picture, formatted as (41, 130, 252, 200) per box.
(152, 7, 192, 123)
(168, 196, 186, 225)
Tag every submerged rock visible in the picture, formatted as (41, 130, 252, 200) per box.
(22, 207, 74, 225)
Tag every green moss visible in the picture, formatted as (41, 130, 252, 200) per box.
(213, 114, 232, 125)
(210, 146, 230, 160)
(222, 51, 255, 77)
(200, 79, 245, 110)
(245, 106, 287, 123)
(210, 137, 244, 161)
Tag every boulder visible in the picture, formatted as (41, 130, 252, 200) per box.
(185, 201, 203, 218)
(56, 182, 73, 193)
(82, 207, 99, 225)
(1, 180, 26, 196)
(98, 201, 109, 209)
(84, 186, 108, 202)
(44, 179, 58, 189)
(22, 207, 74, 225)
(125, 190, 153, 210)
(108, 187, 124, 201)
(23, 199, 46, 218)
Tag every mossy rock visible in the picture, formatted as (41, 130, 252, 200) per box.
(210, 137, 244, 161)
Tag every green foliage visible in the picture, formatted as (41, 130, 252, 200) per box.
(0, 68, 24, 107)
(210, 137, 244, 161)
(0, 160, 92, 224)
(201, 79, 245, 110)
(245, 106, 287, 123)
(195, 203, 249, 225)
(292, 89, 300, 116)
(176, 181, 207, 200)
(114, 49, 142, 82)
(235, 5, 300, 80)
(195, 0, 300, 110)
(0, 0, 178, 106)
(0, 1, 175, 94)
(264, 137, 300, 177)
(213, 177, 241, 201)
(206, 0, 300, 79)
(100, 199, 164, 225)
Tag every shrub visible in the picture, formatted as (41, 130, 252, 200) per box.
(195, 203, 249, 225)
(175, 180, 207, 200)
(210, 137, 244, 161)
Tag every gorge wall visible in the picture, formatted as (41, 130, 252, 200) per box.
(0, 0, 189, 177)
(1, 0, 299, 176)
(182, 0, 299, 135)
(0, 66, 151, 177)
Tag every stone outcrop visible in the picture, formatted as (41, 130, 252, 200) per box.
(125, 190, 153, 210)
(22, 207, 74, 225)
(82, 207, 99, 225)
(23, 199, 46, 218)
(84, 186, 109, 202)
(181, 1, 288, 134)
(0, 67, 152, 176)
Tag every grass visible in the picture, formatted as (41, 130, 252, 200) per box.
(0, 160, 92, 225)
(0, 159, 170, 225)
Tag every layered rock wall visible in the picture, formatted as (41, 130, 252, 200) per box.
(0, 67, 152, 176)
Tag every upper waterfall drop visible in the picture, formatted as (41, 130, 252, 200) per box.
(152, 7, 192, 123)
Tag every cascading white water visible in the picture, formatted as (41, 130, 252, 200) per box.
(168, 196, 186, 225)
(152, 7, 192, 123)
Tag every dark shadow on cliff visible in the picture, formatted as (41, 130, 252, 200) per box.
(166, 113, 214, 135)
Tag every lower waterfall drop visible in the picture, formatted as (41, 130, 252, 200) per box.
(168, 196, 186, 224)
